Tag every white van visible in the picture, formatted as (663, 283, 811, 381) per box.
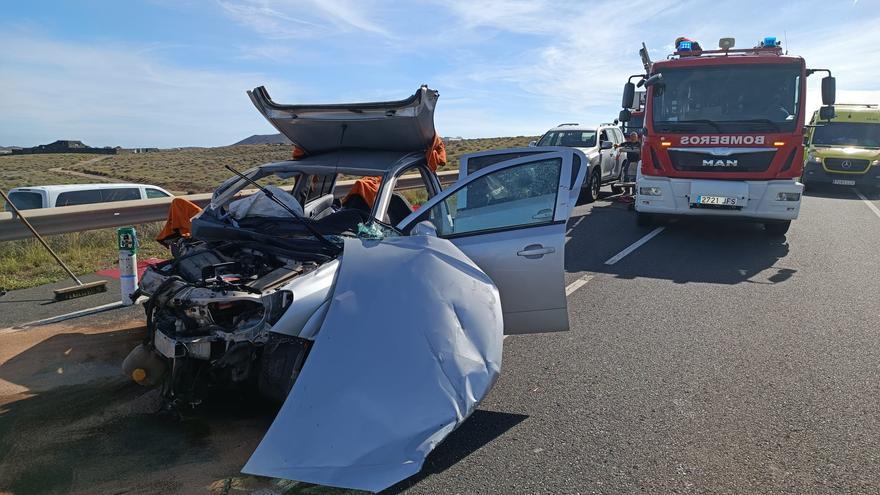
(5, 183, 174, 211)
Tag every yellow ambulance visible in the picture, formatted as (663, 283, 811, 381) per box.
(803, 104, 880, 190)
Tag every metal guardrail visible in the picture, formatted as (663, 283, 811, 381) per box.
(0, 170, 459, 241)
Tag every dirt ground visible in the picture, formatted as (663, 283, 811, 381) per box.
(0, 316, 357, 495)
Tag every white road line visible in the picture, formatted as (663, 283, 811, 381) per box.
(565, 274, 594, 296)
(854, 188, 880, 219)
(604, 226, 666, 265)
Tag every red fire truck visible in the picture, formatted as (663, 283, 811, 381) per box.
(619, 37, 836, 235)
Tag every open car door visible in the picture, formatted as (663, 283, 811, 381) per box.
(399, 148, 586, 334)
(459, 146, 586, 210)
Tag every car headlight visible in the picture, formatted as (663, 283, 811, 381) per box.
(871, 159, 879, 167)
(639, 187, 663, 196)
(265, 290, 294, 324)
(807, 153, 822, 164)
(776, 192, 801, 201)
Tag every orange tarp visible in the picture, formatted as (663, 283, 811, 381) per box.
(156, 197, 203, 245)
(342, 135, 447, 208)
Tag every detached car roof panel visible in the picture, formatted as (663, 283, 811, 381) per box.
(249, 86, 439, 155)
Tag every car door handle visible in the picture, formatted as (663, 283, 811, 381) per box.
(532, 208, 553, 220)
(517, 245, 555, 258)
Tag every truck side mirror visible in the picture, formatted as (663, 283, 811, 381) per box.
(821, 76, 836, 106)
(819, 105, 835, 121)
(618, 109, 631, 122)
(600, 141, 612, 150)
(642, 73, 663, 88)
(622, 82, 635, 109)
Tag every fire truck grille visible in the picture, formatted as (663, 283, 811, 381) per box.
(668, 150, 776, 172)
(824, 158, 870, 173)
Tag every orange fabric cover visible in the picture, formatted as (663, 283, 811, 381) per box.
(156, 197, 203, 244)
(426, 134, 446, 172)
(343, 176, 383, 208)
(342, 135, 447, 208)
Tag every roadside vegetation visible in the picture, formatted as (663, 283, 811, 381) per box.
(0, 136, 537, 291)
(2, 137, 537, 194)
(0, 153, 105, 191)
(0, 222, 168, 291)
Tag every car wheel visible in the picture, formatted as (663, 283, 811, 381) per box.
(764, 220, 791, 236)
(583, 168, 601, 203)
(636, 212, 653, 227)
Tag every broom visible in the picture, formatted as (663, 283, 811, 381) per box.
(1, 188, 108, 300)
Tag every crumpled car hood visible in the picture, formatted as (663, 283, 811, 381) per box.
(242, 235, 503, 492)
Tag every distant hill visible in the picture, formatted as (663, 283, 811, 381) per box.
(233, 133, 291, 146)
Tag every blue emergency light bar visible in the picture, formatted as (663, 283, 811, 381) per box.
(678, 40, 693, 51)
(762, 36, 779, 47)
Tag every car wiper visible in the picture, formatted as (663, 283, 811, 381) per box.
(653, 122, 698, 132)
(224, 165, 342, 255)
(674, 119, 722, 132)
(719, 119, 781, 132)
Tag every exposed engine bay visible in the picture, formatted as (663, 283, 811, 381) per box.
(124, 238, 332, 407)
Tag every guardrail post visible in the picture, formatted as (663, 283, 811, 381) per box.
(117, 227, 138, 305)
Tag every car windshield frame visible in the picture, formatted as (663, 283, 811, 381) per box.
(651, 63, 802, 134)
(537, 130, 597, 148)
(811, 122, 880, 149)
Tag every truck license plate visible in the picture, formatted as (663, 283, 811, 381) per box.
(696, 195, 738, 206)
(832, 179, 856, 186)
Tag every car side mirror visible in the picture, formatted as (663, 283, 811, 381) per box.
(618, 109, 631, 122)
(819, 105, 835, 121)
(821, 76, 836, 106)
(410, 220, 437, 237)
(600, 141, 612, 150)
(622, 82, 635, 109)
(528, 140, 537, 147)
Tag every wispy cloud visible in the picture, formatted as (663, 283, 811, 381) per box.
(3, 0, 880, 146)
(218, 0, 390, 39)
(0, 30, 291, 147)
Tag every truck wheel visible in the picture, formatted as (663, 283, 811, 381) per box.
(583, 168, 601, 203)
(636, 212, 653, 227)
(764, 220, 791, 236)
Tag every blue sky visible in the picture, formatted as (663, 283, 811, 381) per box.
(2, 0, 878, 148)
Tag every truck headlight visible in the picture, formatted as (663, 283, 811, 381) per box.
(776, 192, 801, 201)
(639, 187, 663, 196)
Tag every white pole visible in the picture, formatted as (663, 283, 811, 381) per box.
(117, 227, 138, 305)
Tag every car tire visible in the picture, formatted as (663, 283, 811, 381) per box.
(764, 220, 791, 236)
(636, 212, 653, 227)
(583, 168, 601, 203)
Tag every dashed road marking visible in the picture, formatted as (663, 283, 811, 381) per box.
(604, 226, 666, 265)
(565, 274, 594, 296)
(854, 188, 880, 220)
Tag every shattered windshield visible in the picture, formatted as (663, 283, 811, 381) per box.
(812, 122, 880, 149)
(652, 64, 802, 133)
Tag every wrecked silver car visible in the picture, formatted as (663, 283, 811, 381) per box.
(123, 86, 586, 492)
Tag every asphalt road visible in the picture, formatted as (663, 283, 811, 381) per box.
(2, 185, 879, 494)
(391, 185, 880, 494)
